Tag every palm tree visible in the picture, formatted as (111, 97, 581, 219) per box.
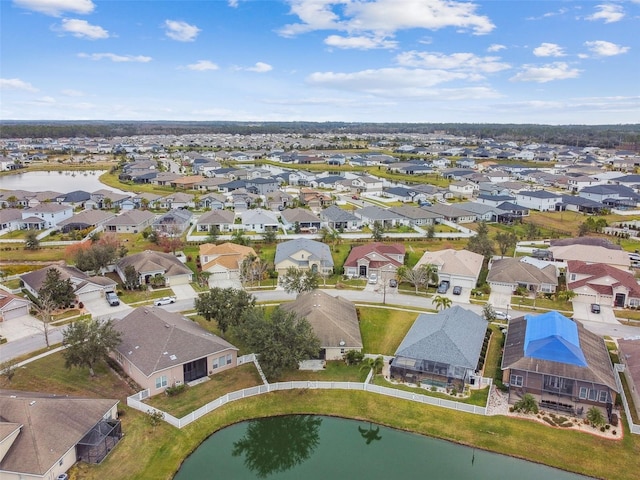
(360, 356, 384, 378)
(432, 295, 452, 311)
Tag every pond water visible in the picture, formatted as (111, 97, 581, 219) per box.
(173, 415, 591, 480)
(0, 170, 127, 194)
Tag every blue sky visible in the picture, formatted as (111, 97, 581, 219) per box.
(1, 0, 638, 124)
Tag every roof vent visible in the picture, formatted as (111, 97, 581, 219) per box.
(29, 401, 36, 406)
(169, 354, 177, 360)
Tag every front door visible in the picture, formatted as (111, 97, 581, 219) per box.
(183, 358, 207, 383)
(359, 265, 367, 277)
(615, 293, 626, 307)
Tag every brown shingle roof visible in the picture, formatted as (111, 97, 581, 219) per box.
(281, 290, 362, 350)
(113, 307, 237, 376)
(116, 250, 191, 277)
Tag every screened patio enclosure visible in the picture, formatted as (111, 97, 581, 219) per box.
(76, 419, 122, 464)
(390, 356, 471, 390)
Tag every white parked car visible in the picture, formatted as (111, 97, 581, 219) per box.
(154, 296, 177, 306)
(368, 273, 378, 284)
(494, 311, 511, 321)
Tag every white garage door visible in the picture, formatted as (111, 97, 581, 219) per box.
(1, 304, 29, 320)
(167, 274, 191, 286)
(78, 290, 103, 302)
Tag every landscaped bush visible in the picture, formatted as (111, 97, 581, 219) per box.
(165, 383, 187, 396)
(513, 393, 539, 414)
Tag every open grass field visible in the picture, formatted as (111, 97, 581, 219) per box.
(359, 306, 418, 355)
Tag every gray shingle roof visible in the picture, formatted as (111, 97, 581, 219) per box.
(274, 239, 333, 266)
(394, 306, 487, 369)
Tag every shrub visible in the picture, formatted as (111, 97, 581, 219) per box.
(344, 350, 364, 365)
(513, 393, 539, 414)
(165, 383, 187, 397)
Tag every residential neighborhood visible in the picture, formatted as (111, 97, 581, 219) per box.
(1, 129, 639, 480)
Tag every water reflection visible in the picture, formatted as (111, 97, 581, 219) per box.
(358, 422, 382, 445)
(232, 415, 322, 478)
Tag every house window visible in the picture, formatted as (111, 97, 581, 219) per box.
(599, 391, 609, 403)
(115, 351, 124, 365)
(510, 374, 523, 387)
(155, 375, 168, 389)
(212, 357, 219, 369)
(579, 387, 588, 399)
(570, 274, 576, 281)
(588, 389, 597, 401)
(226, 354, 232, 365)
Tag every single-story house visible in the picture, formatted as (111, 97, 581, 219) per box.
(388, 205, 441, 226)
(390, 306, 488, 390)
(115, 250, 193, 286)
(281, 289, 362, 361)
(487, 257, 558, 294)
(421, 203, 476, 224)
(152, 209, 193, 235)
(0, 292, 31, 321)
(103, 210, 156, 234)
(112, 307, 238, 395)
(240, 209, 280, 233)
(57, 210, 116, 233)
(343, 243, 405, 279)
(196, 209, 236, 233)
(199, 242, 257, 286)
(21, 265, 117, 303)
(274, 239, 334, 277)
(414, 249, 483, 290)
(318, 205, 361, 231)
(502, 311, 619, 418)
(0, 392, 121, 479)
(354, 206, 405, 229)
(548, 238, 631, 271)
(280, 208, 322, 232)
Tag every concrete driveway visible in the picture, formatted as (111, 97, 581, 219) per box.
(171, 283, 198, 300)
(83, 297, 132, 318)
(0, 314, 45, 342)
(489, 285, 513, 310)
(208, 274, 242, 290)
(572, 301, 619, 324)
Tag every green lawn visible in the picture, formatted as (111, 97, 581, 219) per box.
(359, 306, 418, 355)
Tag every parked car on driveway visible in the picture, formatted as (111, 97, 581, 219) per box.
(494, 311, 511, 321)
(105, 291, 120, 306)
(591, 303, 601, 314)
(154, 296, 177, 306)
(437, 281, 450, 294)
(368, 273, 378, 284)
(452, 286, 462, 295)
(389, 278, 398, 288)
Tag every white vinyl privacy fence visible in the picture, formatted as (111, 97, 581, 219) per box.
(614, 363, 640, 435)
(127, 354, 490, 429)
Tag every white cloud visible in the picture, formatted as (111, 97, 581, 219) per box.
(0, 78, 38, 92)
(13, 0, 94, 16)
(247, 62, 273, 73)
(586, 4, 625, 23)
(228, 0, 239, 6)
(487, 44, 506, 52)
(306, 67, 491, 98)
(78, 53, 152, 62)
(61, 89, 85, 96)
(59, 18, 109, 39)
(510, 62, 581, 83)
(164, 20, 200, 42)
(533, 43, 566, 57)
(279, 0, 494, 38)
(396, 51, 510, 73)
(584, 40, 630, 57)
(186, 60, 219, 71)
(324, 34, 397, 50)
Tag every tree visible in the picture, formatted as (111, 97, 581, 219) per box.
(74, 243, 117, 275)
(425, 224, 436, 239)
(231, 229, 249, 246)
(371, 221, 385, 241)
(206, 225, 220, 243)
(159, 226, 184, 255)
(495, 231, 518, 258)
(513, 393, 538, 414)
(432, 295, 452, 311)
(466, 221, 494, 259)
(586, 406, 606, 428)
(556, 289, 577, 303)
(237, 307, 320, 380)
(261, 229, 277, 244)
(523, 222, 540, 240)
(24, 230, 39, 250)
(62, 318, 122, 377)
(482, 303, 496, 321)
(0, 359, 17, 382)
(194, 287, 256, 334)
(360, 356, 384, 377)
(39, 268, 75, 310)
(279, 267, 320, 295)
(123, 264, 140, 290)
(397, 265, 437, 294)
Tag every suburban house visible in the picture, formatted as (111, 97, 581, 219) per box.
(421, 203, 476, 223)
(103, 210, 156, 234)
(274, 239, 334, 277)
(157, 192, 195, 210)
(240, 209, 280, 233)
(281, 290, 362, 361)
(318, 205, 361, 231)
(449, 181, 477, 198)
(487, 257, 558, 294)
(0, 208, 26, 232)
(618, 338, 640, 418)
(579, 184, 640, 210)
(265, 191, 293, 211)
(548, 237, 631, 270)
(388, 205, 441, 226)
(199, 242, 257, 287)
(352, 175, 383, 194)
(280, 208, 322, 232)
(152, 209, 193, 235)
(298, 189, 333, 211)
(343, 243, 405, 279)
(115, 250, 193, 286)
(390, 306, 488, 390)
(413, 249, 484, 291)
(502, 311, 619, 418)
(21, 265, 117, 303)
(566, 260, 640, 308)
(245, 177, 279, 195)
(515, 190, 561, 212)
(112, 307, 238, 396)
(197, 192, 226, 209)
(58, 210, 116, 233)
(0, 291, 31, 321)
(196, 209, 236, 233)
(21, 203, 73, 229)
(0, 392, 121, 480)
(355, 205, 405, 229)
(87, 189, 131, 210)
